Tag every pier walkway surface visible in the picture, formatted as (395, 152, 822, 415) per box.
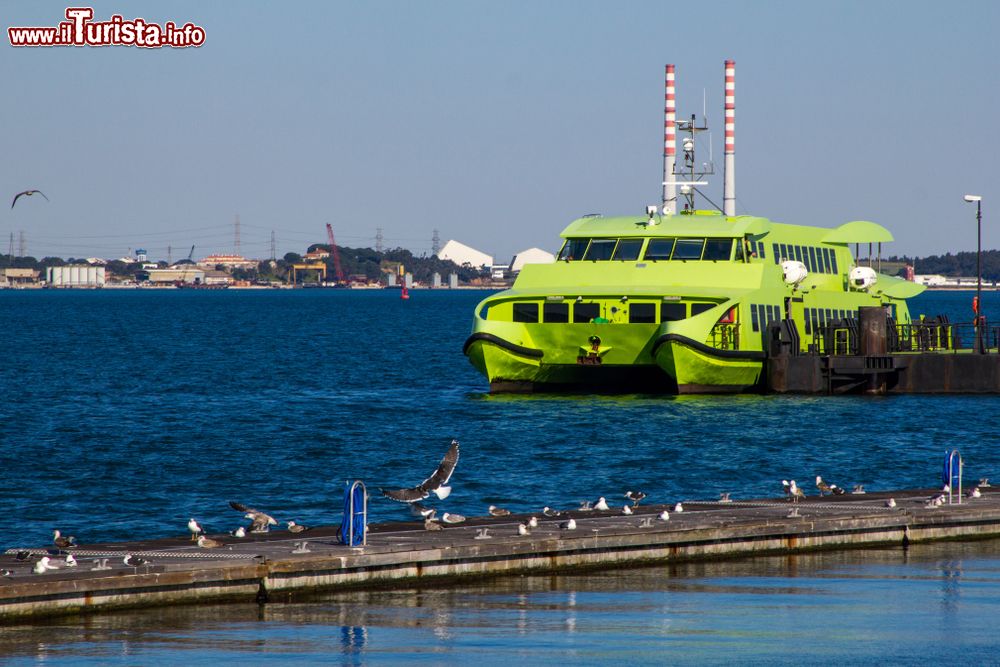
(3, 487, 999, 622)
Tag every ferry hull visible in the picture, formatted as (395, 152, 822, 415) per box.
(652, 335, 765, 393)
(464, 335, 675, 393)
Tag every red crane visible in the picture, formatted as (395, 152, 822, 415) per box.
(325, 223, 345, 284)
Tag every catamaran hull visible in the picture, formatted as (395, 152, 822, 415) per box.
(464, 335, 676, 393)
(652, 334, 765, 393)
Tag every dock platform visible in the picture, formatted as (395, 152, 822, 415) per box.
(3, 487, 999, 622)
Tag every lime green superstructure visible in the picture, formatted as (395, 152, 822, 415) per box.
(464, 211, 924, 393)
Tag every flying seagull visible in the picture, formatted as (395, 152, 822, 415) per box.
(11, 190, 49, 209)
(624, 490, 647, 507)
(381, 439, 460, 504)
(229, 501, 278, 533)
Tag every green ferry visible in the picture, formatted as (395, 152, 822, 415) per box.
(463, 211, 924, 393)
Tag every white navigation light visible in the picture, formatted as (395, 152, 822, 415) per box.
(964, 194, 982, 202)
(849, 266, 878, 291)
(781, 260, 808, 287)
(683, 137, 695, 151)
(680, 184, 692, 195)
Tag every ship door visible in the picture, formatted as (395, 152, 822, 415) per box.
(786, 296, 806, 352)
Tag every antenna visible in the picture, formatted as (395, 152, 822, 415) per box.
(375, 227, 384, 254)
(234, 214, 241, 256)
(270, 231, 276, 261)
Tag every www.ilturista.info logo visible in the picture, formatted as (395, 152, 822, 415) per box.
(8, 7, 205, 48)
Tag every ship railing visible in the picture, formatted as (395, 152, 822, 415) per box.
(891, 321, 1000, 353)
(707, 323, 740, 351)
(808, 319, 858, 356)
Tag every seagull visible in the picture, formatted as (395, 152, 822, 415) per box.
(658, 510, 670, 521)
(967, 487, 982, 499)
(624, 491, 647, 507)
(123, 554, 149, 567)
(230, 526, 246, 538)
(719, 492, 732, 503)
(885, 498, 896, 508)
(229, 501, 278, 533)
(424, 517, 443, 531)
(979, 478, 990, 488)
(542, 506, 562, 517)
(851, 484, 866, 495)
(925, 494, 946, 508)
(34, 557, 58, 574)
(517, 523, 530, 536)
(789, 481, 805, 504)
(287, 521, 311, 533)
(560, 518, 577, 530)
(673, 502, 684, 513)
(381, 439, 460, 504)
(488, 505, 511, 517)
(53, 529, 77, 550)
(782, 480, 793, 499)
(442, 512, 466, 524)
(622, 505, 633, 515)
(528, 516, 538, 528)
(815, 476, 844, 496)
(11, 189, 49, 209)
(594, 497, 609, 511)
(578, 501, 593, 512)
(197, 535, 223, 548)
(1, 569, 11, 577)
(410, 503, 436, 518)
(188, 518, 204, 540)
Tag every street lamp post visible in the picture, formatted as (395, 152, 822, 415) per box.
(965, 195, 984, 352)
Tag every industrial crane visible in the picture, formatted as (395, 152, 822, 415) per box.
(325, 223, 345, 284)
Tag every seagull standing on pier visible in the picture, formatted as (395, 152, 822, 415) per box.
(52, 529, 77, 550)
(789, 481, 805, 503)
(542, 507, 562, 517)
(442, 512, 466, 524)
(188, 518, 204, 541)
(381, 440, 460, 504)
(658, 510, 670, 521)
(287, 521, 311, 533)
(594, 497, 609, 511)
(123, 554, 149, 568)
(815, 476, 844, 496)
(560, 518, 577, 530)
(11, 189, 49, 208)
(517, 523, 530, 536)
(528, 516, 538, 528)
(229, 501, 278, 533)
(489, 505, 511, 517)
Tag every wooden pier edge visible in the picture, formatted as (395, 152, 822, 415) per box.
(2, 491, 999, 622)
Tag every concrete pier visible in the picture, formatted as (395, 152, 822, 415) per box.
(3, 487, 1000, 622)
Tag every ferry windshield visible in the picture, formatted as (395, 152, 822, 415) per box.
(672, 238, 704, 260)
(582, 239, 617, 261)
(558, 239, 589, 261)
(703, 239, 734, 261)
(613, 239, 643, 261)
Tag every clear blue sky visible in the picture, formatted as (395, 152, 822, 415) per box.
(2, 1, 997, 263)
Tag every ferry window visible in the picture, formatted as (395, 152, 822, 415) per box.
(513, 302, 539, 323)
(767, 305, 777, 323)
(757, 242, 766, 259)
(821, 248, 831, 273)
(830, 251, 838, 274)
(825, 309, 833, 323)
(661, 302, 686, 321)
(780, 244, 789, 261)
(644, 238, 675, 261)
(573, 302, 600, 323)
(804, 308, 811, 334)
(793, 246, 803, 264)
(808, 247, 819, 273)
(543, 302, 569, 323)
(691, 302, 714, 317)
(672, 238, 705, 260)
(703, 239, 733, 261)
(558, 238, 589, 261)
(751, 304, 760, 332)
(613, 239, 643, 261)
(772, 243, 781, 264)
(583, 238, 617, 261)
(629, 303, 656, 324)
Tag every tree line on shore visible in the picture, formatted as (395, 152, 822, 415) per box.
(887, 250, 1000, 282)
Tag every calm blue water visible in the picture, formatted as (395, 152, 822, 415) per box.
(1, 288, 999, 662)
